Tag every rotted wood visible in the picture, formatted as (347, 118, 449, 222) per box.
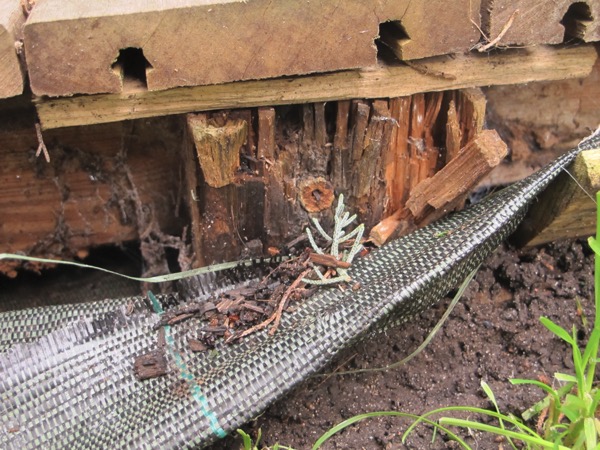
(406, 130, 508, 220)
(185, 112, 264, 266)
(188, 114, 247, 189)
(369, 90, 490, 246)
(514, 148, 600, 247)
(0, 117, 183, 277)
(0, 0, 26, 99)
(33, 45, 598, 130)
(370, 130, 507, 246)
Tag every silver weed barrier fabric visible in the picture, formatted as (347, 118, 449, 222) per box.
(1, 130, 599, 449)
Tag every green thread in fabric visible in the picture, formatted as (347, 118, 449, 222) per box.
(147, 291, 226, 439)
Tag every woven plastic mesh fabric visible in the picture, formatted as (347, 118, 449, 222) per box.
(1, 130, 599, 449)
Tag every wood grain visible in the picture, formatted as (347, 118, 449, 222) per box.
(0, 119, 183, 275)
(481, 0, 600, 47)
(514, 148, 600, 247)
(0, 0, 25, 98)
(34, 44, 597, 130)
(23, 0, 480, 97)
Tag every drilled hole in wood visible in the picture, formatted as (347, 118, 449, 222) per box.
(377, 20, 411, 61)
(561, 2, 593, 42)
(299, 178, 334, 213)
(111, 47, 153, 91)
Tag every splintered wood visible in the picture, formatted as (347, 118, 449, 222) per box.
(187, 115, 247, 188)
(178, 88, 499, 268)
(406, 130, 508, 220)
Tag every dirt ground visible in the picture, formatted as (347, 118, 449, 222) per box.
(208, 239, 596, 450)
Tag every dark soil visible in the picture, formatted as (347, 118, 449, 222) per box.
(208, 239, 596, 450)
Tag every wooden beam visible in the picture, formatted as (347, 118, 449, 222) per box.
(514, 148, 600, 247)
(0, 0, 25, 99)
(23, 0, 481, 97)
(34, 44, 598, 130)
(0, 118, 183, 276)
(481, 0, 600, 48)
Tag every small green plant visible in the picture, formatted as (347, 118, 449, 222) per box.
(401, 191, 600, 449)
(303, 194, 364, 285)
(237, 429, 294, 450)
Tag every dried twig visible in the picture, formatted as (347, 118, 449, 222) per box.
(269, 268, 311, 335)
(34, 122, 50, 163)
(472, 9, 519, 52)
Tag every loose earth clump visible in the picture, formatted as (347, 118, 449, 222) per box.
(207, 239, 595, 449)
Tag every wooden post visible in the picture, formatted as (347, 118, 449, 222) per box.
(514, 148, 600, 247)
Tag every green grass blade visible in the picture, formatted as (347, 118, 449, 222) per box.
(511, 379, 561, 408)
(237, 429, 255, 450)
(402, 405, 540, 440)
(311, 411, 469, 450)
(583, 328, 600, 392)
(540, 317, 575, 345)
(438, 418, 570, 450)
(0, 252, 268, 283)
(554, 372, 578, 383)
(585, 417, 598, 449)
(480, 381, 518, 450)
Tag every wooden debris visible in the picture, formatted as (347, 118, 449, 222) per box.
(133, 349, 169, 380)
(514, 148, 600, 247)
(406, 130, 508, 220)
(188, 338, 208, 353)
(308, 252, 352, 270)
(0, 0, 26, 99)
(370, 129, 507, 246)
(33, 45, 597, 130)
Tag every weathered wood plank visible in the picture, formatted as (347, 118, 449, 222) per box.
(514, 148, 600, 247)
(35, 44, 597, 130)
(481, 0, 600, 48)
(0, 118, 183, 276)
(0, 0, 25, 98)
(23, 0, 481, 97)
